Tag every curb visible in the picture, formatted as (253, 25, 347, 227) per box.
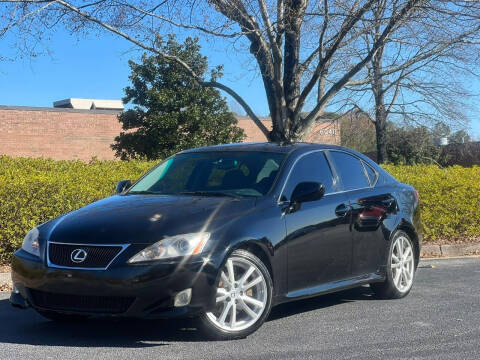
(420, 243, 480, 258)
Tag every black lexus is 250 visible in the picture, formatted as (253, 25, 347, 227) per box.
(11, 142, 421, 339)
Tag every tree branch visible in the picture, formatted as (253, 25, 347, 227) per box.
(23, 0, 266, 139)
(202, 80, 270, 139)
(300, 0, 425, 137)
(294, 0, 376, 118)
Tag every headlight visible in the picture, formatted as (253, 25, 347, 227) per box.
(128, 232, 211, 263)
(22, 228, 40, 257)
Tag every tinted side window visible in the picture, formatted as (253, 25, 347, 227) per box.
(330, 151, 369, 191)
(283, 152, 334, 199)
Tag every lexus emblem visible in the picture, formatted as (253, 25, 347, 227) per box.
(70, 249, 88, 263)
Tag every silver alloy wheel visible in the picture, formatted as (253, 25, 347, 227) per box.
(206, 256, 268, 332)
(391, 235, 415, 293)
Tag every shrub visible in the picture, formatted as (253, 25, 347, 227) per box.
(383, 164, 480, 241)
(1, 156, 479, 264)
(0, 156, 156, 263)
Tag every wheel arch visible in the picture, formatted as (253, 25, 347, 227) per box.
(233, 240, 274, 284)
(393, 219, 421, 267)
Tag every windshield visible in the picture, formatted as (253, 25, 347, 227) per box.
(128, 151, 286, 197)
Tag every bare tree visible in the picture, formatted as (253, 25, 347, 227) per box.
(343, 1, 480, 162)
(1, 0, 430, 143)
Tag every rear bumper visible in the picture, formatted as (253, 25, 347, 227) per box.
(11, 249, 220, 319)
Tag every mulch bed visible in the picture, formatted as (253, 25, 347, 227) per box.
(424, 236, 480, 246)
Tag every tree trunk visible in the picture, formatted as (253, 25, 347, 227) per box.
(374, 98, 388, 164)
(372, 11, 388, 164)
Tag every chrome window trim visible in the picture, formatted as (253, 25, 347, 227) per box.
(277, 148, 378, 204)
(46, 241, 130, 271)
(361, 159, 379, 187)
(323, 186, 375, 197)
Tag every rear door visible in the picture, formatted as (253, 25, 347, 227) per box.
(328, 151, 395, 276)
(284, 151, 352, 293)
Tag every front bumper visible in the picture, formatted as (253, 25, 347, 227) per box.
(11, 248, 220, 319)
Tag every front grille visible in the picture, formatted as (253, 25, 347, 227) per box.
(29, 289, 134, 314)
(48, 242, 124, 269)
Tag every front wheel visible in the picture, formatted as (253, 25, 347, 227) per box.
(371, 231, 417, 299)
(197, 249, 273, 340)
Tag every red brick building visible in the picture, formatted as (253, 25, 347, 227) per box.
(0, 105, 124, 160)
(0, 100, 352, 161)
(236, 116, 340, 145)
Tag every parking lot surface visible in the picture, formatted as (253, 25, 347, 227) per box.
(0, 257, 478, 359)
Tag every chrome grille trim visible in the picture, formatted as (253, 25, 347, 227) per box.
(46, 241, 130, 270)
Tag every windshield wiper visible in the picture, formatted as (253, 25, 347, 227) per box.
(176, 191, 239, 198)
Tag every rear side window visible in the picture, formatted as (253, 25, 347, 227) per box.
(362, 161, 378, 186)
(329, 151, 370, 191)
(283, 151, 335, 199)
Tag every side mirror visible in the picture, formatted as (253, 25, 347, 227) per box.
(116, 180, 132, 194)
(291, 182, 325, 204)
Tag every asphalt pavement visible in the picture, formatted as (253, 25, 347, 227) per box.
(0, 257, 478, 359)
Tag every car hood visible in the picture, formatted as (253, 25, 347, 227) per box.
(43, 194, 256, 245)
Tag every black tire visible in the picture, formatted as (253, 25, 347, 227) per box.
(370, 230, 417, 299)
(35, 309, 90, 322)
(197, 249, 273, 340)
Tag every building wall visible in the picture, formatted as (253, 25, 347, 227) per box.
(237, 116, 341, 145)
(0, 106, 341, 161)
(0, 106, 122, 160)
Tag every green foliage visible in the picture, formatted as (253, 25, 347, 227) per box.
(1, 156, 480, 264)
(384, 164, 480, 240)
(386, 124, 441, 165)
(0, 156, 156, 263)
(112, 35, 245, 160)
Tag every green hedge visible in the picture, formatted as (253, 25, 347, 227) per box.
(383, 164, 480, 241)
(1, 156, 479, 263)
(0, 156, 156, 263)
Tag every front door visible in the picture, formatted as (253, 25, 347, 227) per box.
(284, 151, 352, 293)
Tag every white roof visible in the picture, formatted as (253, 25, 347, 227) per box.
(53, 98, 123, 110)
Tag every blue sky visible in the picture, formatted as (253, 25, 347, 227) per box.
(0, 30, 269, 116)
(1, 28, 479, 137)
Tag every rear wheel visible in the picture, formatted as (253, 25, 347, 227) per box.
(198, 249, 273, 340)
(35, 309, 90, 322)
(371, 231, 416, 299)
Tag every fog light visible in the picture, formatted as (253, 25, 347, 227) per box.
(174, 288, 192, 307)
(13, 284, 20, 294)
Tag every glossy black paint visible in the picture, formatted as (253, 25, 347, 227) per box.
(11, 142, 421, 318)
(290, 182, 325, 204)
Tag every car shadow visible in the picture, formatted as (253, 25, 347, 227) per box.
(268, 285, 376, 321)
(0, 286, 376, 346)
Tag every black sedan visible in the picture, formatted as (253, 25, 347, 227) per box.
(10, 142, 421, 339)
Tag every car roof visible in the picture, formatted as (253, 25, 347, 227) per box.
(180, 142, 351, 154)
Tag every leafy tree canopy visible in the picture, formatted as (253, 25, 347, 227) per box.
(112, 35, 245, 160)
(386, 124, 441, 165)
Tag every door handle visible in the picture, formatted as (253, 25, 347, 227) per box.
(335, 203, 349, 217)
